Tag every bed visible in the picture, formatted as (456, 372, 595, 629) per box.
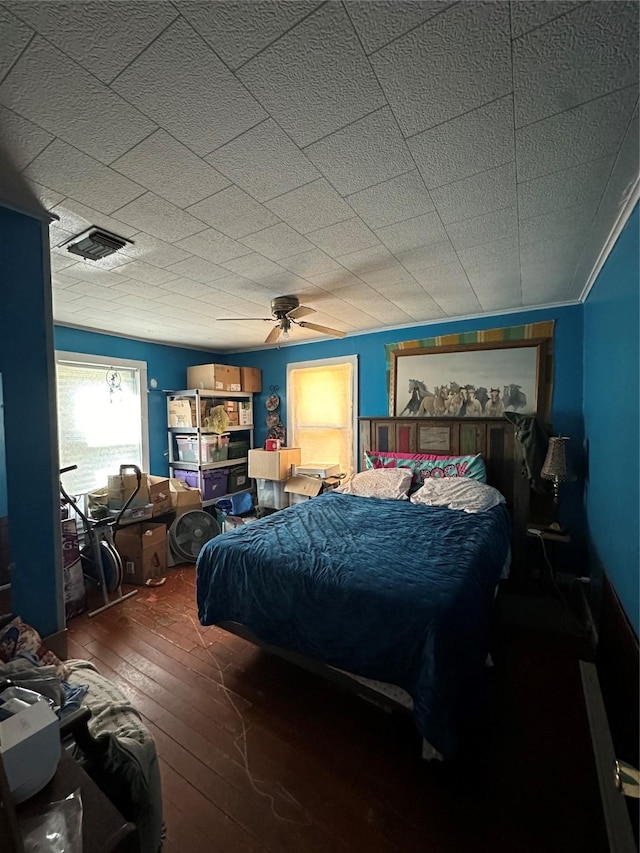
(197, 427, 521, 758)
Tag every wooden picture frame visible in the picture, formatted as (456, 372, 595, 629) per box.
(390, 339, 549, 420)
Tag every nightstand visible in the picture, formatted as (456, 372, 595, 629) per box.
(525, 523, 571, 588)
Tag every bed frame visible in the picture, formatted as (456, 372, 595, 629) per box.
(216, 416, 528, 759)
(359, 416, 529, 578)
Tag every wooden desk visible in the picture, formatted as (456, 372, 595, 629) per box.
(5, 751, 138, 853)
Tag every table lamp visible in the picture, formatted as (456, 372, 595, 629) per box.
(541, 436, 574, 533)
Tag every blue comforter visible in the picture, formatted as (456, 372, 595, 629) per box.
(197, 491, 510, 757)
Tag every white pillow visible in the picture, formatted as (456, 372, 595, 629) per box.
(410, 478, 505, 513)
(336, 468, 413, 500)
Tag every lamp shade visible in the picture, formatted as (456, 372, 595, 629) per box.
(541, 436, 573, 482)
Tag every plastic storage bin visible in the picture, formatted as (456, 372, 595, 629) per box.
(256, 478, 289, 510)
(227, 464, 248, 493)
(172, 469, 199, 488)
(227, 440, 249, 460)
(175, 435, 199, 462)
(201, 469, 229, 501)
(201, 433, 229, 463)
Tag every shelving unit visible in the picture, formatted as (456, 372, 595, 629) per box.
(166, 389, 254, 507)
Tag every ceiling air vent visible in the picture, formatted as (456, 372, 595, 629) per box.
(65, 228, 129, 261)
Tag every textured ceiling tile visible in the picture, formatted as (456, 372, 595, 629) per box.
(354, 298, 413, 325)
(304, 107, 414, 196)
(179, 1, 320, 69)
(49, 223, 74, 249)
(49, 253, 77, 273)
(309, 217, 380, 256)
(408, 96, 515, 189)
(519, 202, 596, 248)
(26, 140, 144, 214)
(110, 278, 173, 300)
(207, 120, 320, 203)
(458, 236, 521, 290)
(308, 268, 363, 292)
(222, 252, 285, 281)
(371, 2, 511, 136)
(60, 265, 130, 287)
(241, 222, 316, 260)
(409, 258, 471, 292)
(51, 271, 82, 290)
(209, 275, 274, 304)
(431, 162, 516, 224)
(388, 294, 445, 321)
(396, 239, 459, 272)
(476, 286, 522, 313)
(112, 131, 230, 209)
(338, 245, 397, 275)
(111, 260, 177, 286)
(0, 37, 155, 163)
(5, 1, 178, 83)
(237, 4, 385, 147)
(187, 186, 280, 239)
(346, 170, 434, 229)
(175, 228, 251, 264)
(345, 0, 450, 54)
(446, 207, 518, 251)
(51, 198, 139, 239)
(584, 112, 639, 228)
(516, 86, 638, 181)
(265, 179, 353, 234)
(358, 264, 418, 289)
(156, 277, 223, 300)
(513, 2, 639, 128)
(120, 233, 192, 268)
(0, 7, 32, 83)
(0, 105, 52, 170)
(510, 1, 581, 39)
(375, 211, 448, 253)
(164, 256, 231, 284)
(115, 192, 209, 243)
(258, 270, 315, 296)
(278, 249, 341, 277)
(517, 156, 615, 220)
(112, 17, 266, 156)
(27, 181, 65, 210)
(61, 251, 131, 272)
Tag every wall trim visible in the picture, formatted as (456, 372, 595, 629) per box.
(580, 177, 640, 304)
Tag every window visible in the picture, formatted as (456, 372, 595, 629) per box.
(287, 356, 357, 474)
(55, 352, 149, 495)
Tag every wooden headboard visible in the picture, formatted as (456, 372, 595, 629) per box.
(359, 417, 529, 568)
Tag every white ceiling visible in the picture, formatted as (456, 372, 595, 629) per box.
(0, 1, 638, 351)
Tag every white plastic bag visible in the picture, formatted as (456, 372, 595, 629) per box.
(20, 788, 83, 853)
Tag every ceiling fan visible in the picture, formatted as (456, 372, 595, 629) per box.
(217, 295, 346, 344)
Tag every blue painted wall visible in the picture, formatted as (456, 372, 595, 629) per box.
(0, 206, 61, 636)
(583, 204, 639, 636)
(54, 326, 218, 476)
(228, 305, 585, 533)
(0, 377, 6, 517)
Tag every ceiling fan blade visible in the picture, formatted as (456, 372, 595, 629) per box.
(265, 325, 282, 344)
(217, 317, 272, 321)
(287, 305, 315, 320)
(297, 320, 346, 338)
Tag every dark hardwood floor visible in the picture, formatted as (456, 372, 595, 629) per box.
(67, 567, 608, 853)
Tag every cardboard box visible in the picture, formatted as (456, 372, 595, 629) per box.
(115, 521, 167, 585)
(168, 398, 193, 427)
(223, 400, 239, 412)
(0, 700, 61, 803)
(285, 476, 323, 502)
(187, 363, 242, 392)
(147, 475, 173, 516)
(226, 411, 240, 426)
(169, 477, 202, 516)
(107, 471, 150, 509)
(241, 366, 262, 392)
(239, 400, 253, 426)
(248, 447, 301, 481)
